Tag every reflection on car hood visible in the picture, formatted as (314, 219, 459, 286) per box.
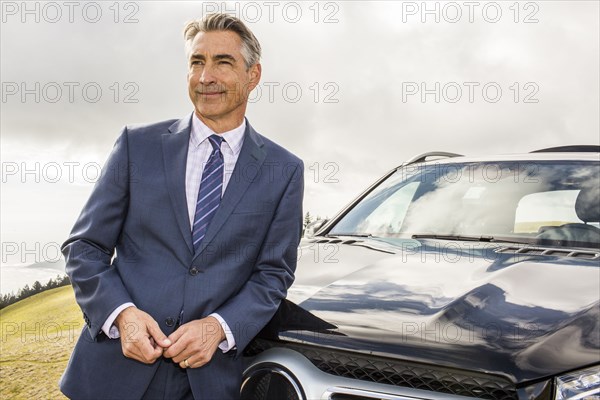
(276, 238, 600, 383)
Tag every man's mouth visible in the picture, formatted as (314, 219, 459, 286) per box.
(198, 90, 225, 96)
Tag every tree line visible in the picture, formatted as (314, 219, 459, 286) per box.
(0, 275, 71, 310)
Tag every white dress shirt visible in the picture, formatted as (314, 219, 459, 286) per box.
(102, 114, 246, 353)
(185, 115, 246, 227)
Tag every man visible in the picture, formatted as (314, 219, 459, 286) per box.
(60, 13, 304, 399)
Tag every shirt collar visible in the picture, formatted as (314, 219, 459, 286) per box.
(190, 113, 246, 156)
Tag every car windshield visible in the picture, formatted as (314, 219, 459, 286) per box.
(330, 161, 600, 249)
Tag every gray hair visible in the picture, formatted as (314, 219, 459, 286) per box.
(183, 13, 261, 69)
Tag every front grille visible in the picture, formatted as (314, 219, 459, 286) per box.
(247, 339, 517, 400)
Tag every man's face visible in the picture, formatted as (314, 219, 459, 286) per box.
(187, 30, 261, 128)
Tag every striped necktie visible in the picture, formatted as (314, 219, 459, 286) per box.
(192, 134, 224, 252)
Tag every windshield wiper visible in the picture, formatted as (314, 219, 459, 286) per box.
(411, 234, 531, 245)
(412, 234, 493, 241)
(326, 233, 373, 238)
(324, 234, 396, 254)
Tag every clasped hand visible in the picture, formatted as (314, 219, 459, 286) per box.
(114, 307, 226, 368)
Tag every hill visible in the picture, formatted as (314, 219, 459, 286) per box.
(0, 286, 82, 399)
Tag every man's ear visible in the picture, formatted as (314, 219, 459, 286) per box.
(247, 63, 262, 92)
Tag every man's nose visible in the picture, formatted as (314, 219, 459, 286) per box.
(199, 65, 217, 84)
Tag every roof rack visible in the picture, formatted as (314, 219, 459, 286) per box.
(401, 151, 463, 166)
(531, 145, 600, 153)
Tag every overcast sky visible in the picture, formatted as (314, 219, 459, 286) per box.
(1, 1, 599, 268)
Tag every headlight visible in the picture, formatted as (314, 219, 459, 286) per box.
(555, 366, 600, 400)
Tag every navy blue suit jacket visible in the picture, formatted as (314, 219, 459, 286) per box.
(60, 114, 304, 399)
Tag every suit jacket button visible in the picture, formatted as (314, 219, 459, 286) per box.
(165, 317, 175, 327)
(189, 267, 199, 276)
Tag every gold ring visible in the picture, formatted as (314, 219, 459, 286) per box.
(184, 359, 190, 368)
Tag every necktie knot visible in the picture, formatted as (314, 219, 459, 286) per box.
(208, 135, 224, 152)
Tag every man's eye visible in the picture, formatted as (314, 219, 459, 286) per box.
(219, 61, 232, 65)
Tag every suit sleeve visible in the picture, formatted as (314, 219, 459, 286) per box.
(62, 128, 134, 340)
(215, 161, 304, 355)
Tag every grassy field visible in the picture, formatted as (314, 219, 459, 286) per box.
(0, 286, 83, 399)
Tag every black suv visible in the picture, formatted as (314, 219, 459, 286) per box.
(241, 146, 599, 400)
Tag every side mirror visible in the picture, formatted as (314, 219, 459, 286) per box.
(304, 219, 329, 239)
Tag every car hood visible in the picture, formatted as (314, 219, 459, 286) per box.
(270, 238, 600, 383)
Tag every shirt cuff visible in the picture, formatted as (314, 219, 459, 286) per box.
(102, 303, 136, 339)
(209, 313, 236, 352)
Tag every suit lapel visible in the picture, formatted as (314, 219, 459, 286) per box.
(193, 122, 266, 260)
(162, 114, 194, 255)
